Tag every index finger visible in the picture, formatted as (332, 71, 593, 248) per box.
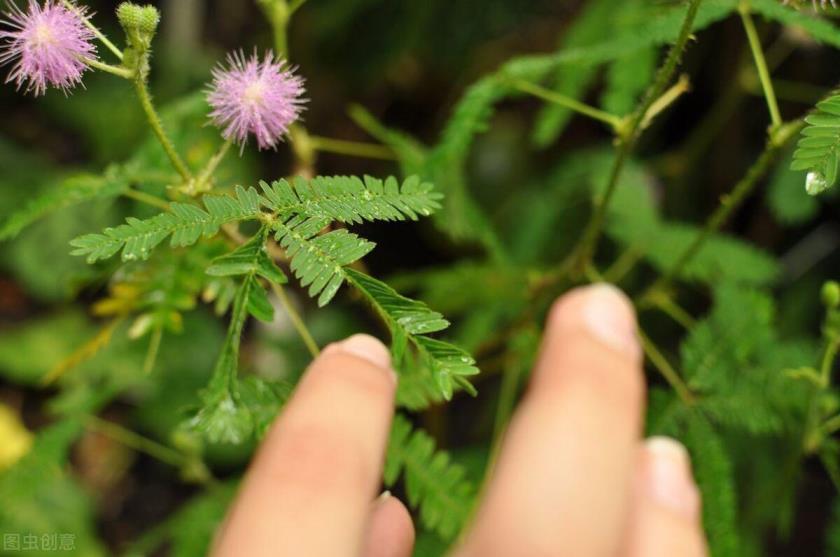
(213, 334, 397, 557)
(458, 284, 645, 557)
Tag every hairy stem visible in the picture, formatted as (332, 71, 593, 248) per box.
(739, 3, 783, 129)
(134, 78, 193, 183)
(60, 0, 123, 60)
(571, 0, 704, 273)
(269, 282, 320, 358)
(84, 58, 135, 79)
(641, 123, 802, 302)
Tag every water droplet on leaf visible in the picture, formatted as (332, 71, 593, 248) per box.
(806, 171, 830, 196)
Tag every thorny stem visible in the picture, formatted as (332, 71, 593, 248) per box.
(640, 121, 803, 303)
(134, 78, 193, 183)
(739, 3, 783, 130)
(59, 0, 124, 60)
(269, 281, 321, 359)
(512, 79, 623, 130)
(571, 0, 704, 273)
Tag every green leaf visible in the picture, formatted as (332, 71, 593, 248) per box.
(272, 216, 375, 307)
(683, 412, 740, 557)
(0, 169, 128, 241)
(791, 94, 840, 194)
(346, 269, 479, 401)
(206, 232, 287, 284)
(681, 283, 811, 434)
(385, 415, 476, 541)
(260, 175, 442, 224)
(70, 186, 263, 263)
(237, 377, 293, 440)
(751, 0, 840, 49)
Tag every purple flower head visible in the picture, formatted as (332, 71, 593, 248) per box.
(207, 50, 306, 151)
(0, 0, 96, 96)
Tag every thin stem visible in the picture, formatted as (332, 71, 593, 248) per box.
(739, 4, 783, 129)
(122, 188, 172, 211)
(640, 74, 691, 130)
(603, 246, 644, 284)
(572, 0, 704, 272)
(654, 296, 697, 330)
(134, 78, 193, 183)
(269, 282, 320, 358)
(85, 415, 187, 468)
(309, 136, 397, 160)
(191, 139, 233, 194)
(60, 0, 123, 60)
(83, 57, 134, 79)
(639, 329, 696, 405)
(641, 124, 801, 301)
(143, 325, 163, 375)
(513, 79, 623, 129)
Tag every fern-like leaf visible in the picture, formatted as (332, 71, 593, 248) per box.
(346, 268, 478, 400)
(792, 95, 840, 194)
(384, 415, 476, 541)
(272, 216, 375, 307)
(261, 175, 441, 224)
(70, 186, 263, 263)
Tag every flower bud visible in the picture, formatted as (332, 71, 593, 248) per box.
(116, 2, 144, 29)
(117, 2, 160, 50)
(823, 281, 840, 309)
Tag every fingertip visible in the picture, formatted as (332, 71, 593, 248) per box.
(547, 283, 640, 360)
(363, 492, 415, 557)
(642, 437, 702, 520)
(339, 334, 393, 370)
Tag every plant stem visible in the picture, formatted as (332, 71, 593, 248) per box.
(739, 3, 783, 129)
(191, 139, 233, 194)
(639, 329, 696, 405)
(60, 0, 123, 60)
(122, 188, 172, 211)
(134, 78, 193, 183)
(571, 0, 704, 272)
(309, 136, 397, 160)
(641, 124, 801, 301)
(513, 79, 623, 129)
(259, 0, 291, 57)
(85, 415, 187, 468)
(269, 282, 320, 358)
(83, 57, 135, 79)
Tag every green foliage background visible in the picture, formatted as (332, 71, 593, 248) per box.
(3, 0, 840, 555)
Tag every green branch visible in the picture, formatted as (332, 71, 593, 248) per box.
(570, 0, 705, 273)
(739, 3, 782, 130)
(134, 78, 193, 183)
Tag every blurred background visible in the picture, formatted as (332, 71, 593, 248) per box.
(3, 0, 840, 555)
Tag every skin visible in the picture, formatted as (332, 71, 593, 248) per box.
(212, 284, 708, 556)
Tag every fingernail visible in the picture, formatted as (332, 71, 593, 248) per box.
(337, 334, 396, 381)
(579, 283, 640, 358)
(643, 437, 701, 519)
(376, 490, 392, 504)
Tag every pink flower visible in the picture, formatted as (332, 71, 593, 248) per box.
(0, 0, 96, 96)
(207, 50, 306, 151)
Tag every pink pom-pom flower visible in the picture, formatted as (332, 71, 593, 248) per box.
(207, 50, 306, 152)
(0, 0, 96, 96)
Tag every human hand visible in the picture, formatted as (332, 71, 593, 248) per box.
(211, 284, 708, 556)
